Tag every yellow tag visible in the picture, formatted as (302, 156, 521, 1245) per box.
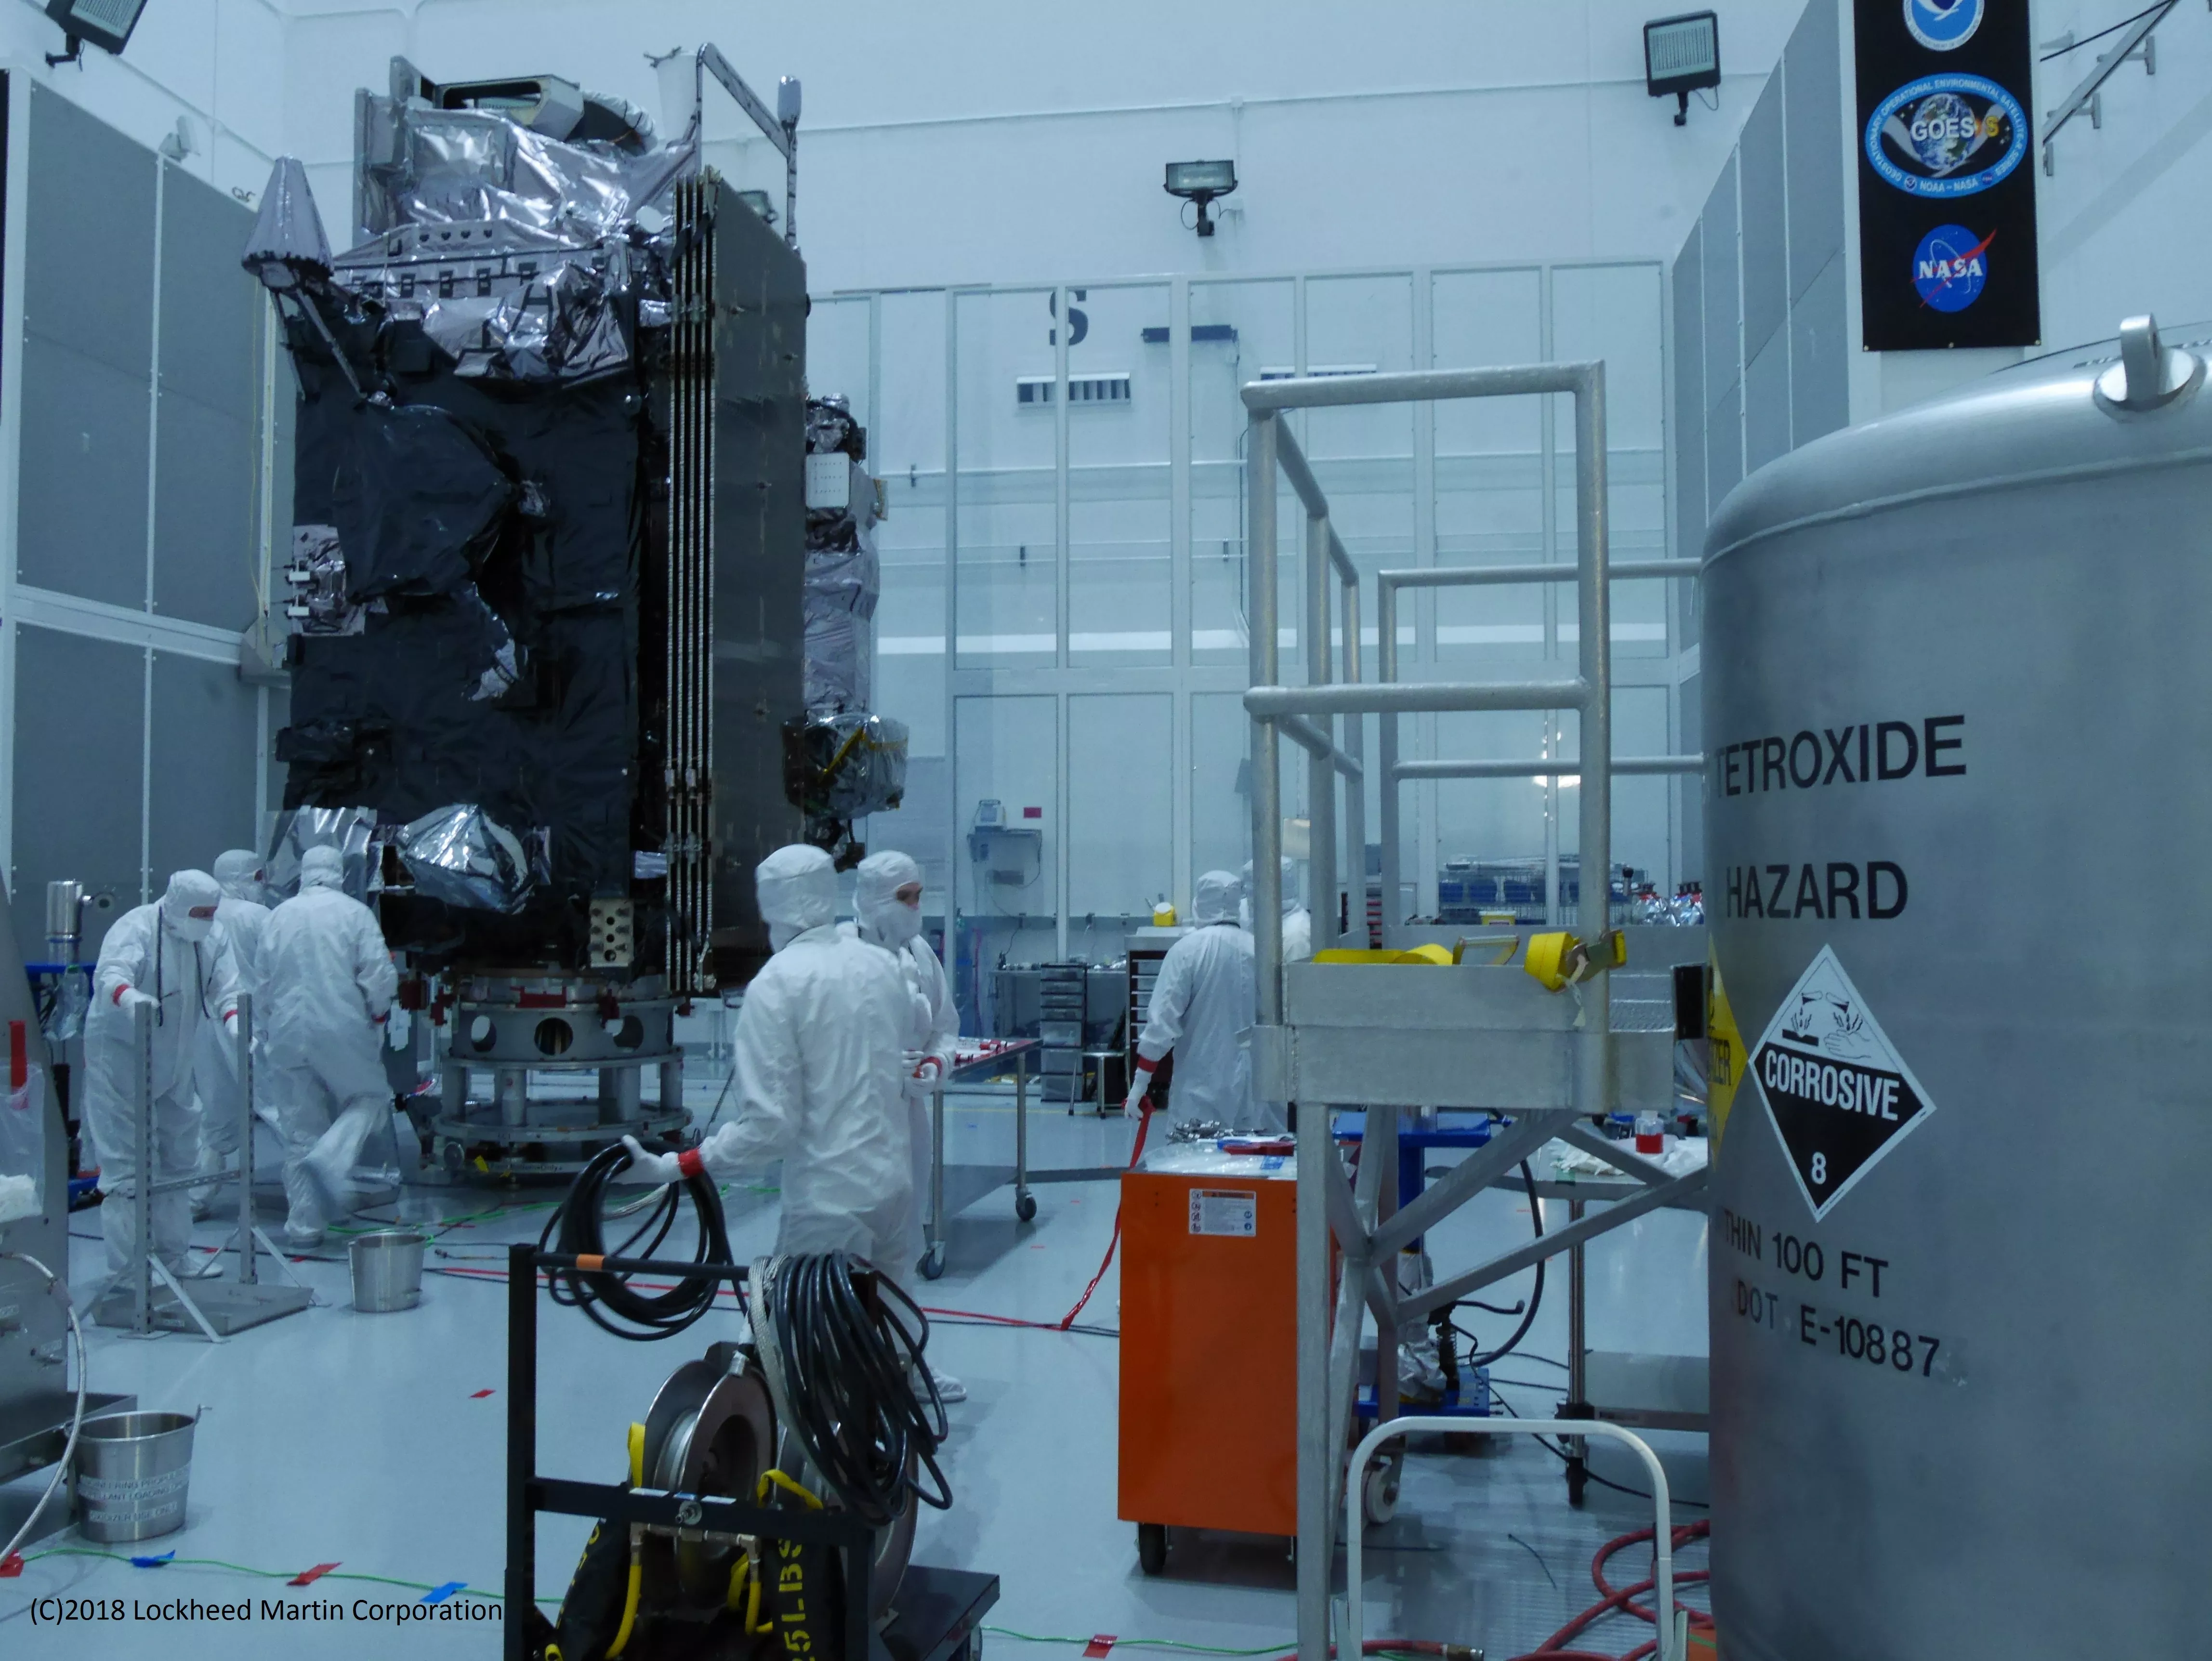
(1707, 950, 1743, 1156)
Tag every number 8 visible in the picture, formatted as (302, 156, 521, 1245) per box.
(1810, 1152, 1828, 1185)
(1892, 1331, 1914, 1371)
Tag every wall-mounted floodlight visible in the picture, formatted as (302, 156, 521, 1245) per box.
(44, 0, 152, 66)
(1165, 159, 1238, 237)
(1645, 11, 1721, 125)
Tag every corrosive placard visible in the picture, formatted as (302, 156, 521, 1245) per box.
(1751, 946, 1935, 1220)
(1188, 1189, 1258, 1238)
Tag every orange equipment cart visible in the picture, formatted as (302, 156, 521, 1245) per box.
(1116, 1151, 1299, 1574)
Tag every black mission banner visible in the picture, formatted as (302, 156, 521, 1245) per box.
(1855, 0, 2040, 349)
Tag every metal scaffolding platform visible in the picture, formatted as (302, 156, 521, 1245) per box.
(1238, 364, 1702, 1661)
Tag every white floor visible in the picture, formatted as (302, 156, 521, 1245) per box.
(2, 1082, 1711, 1660)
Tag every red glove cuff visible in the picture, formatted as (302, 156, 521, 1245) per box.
(111, 984, 129, 1007)
(1134, 1054, 1158, 1075)
(677, 1147, 706, 1180)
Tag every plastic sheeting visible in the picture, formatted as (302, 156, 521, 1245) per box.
(243, 157, 333, 289)
(265, 806, 378, 901)
(416, 256, 632, 381)
(782, 712, 908, 822)
(329, 402, 514, 598)
(395, 805, 542, 913)
(364, 106, 681, 245)
(803, 542, 877, 712)
(802, 397, 880, 714)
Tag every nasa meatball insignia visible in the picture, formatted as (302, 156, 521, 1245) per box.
(1865, 74, 2028, 198)
(1913, 225, 1991, 312)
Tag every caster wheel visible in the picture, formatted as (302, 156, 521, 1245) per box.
(1362, 1461, 1400, 1526)
(1136, 1522, 1167, 1576)
(921, 1244, 947, 1281)
(1014, 1192, 1037, 1223)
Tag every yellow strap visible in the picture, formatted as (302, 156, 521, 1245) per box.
(626, 1423, 645, 1489)
(756, 1468, 825, 1510)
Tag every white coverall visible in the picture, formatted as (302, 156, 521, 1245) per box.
(261, 846, 398, 1245)
(852, 850, 958, 1270)
(628, 845, 916, 1268)
(1132, 869, 1267, 1132)
(84, 871, 240, 1281)
(1241, 856, 1313, 962)
(191, 850, 272, 1210)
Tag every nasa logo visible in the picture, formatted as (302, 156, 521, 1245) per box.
(1865, 73, 2028, 197)
(1912, 224, 1991, 312)
(1904, 0, 1983, 52)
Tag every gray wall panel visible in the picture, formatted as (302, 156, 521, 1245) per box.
(11, 626, 145, 960)
(1705, 382, 1742, 528)
(1790, 253, 1851, 447)
(1744, 328, 1791, 478)
(1785, 0, 1846, 305)
(17, 332, 149, 606)
(1739, 75, 1788, 365)
(25, 84, 154, 380)
(158, 169, 259, 417)
(1672, 230, 1706, 646)
(154, 394, 258, 628)
(1679, 671, 1702, 884)
(148, 652, 259, 884)
(1700, 157, 1739, 412)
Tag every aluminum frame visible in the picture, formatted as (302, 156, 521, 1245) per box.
(1373, 555, 1705, 945)
(1241, 363, 1713, 1661)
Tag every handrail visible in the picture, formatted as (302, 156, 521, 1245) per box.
(1243, 363, 1595, 412)
(1343, 1417, 1684, 1661)
(1396, 753, 1702, 780)
(1247, 679, 1592, 717)
(1379, 557, 1699, 588)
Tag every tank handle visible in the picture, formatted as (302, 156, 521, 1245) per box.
(2100, 314, 2202, 413)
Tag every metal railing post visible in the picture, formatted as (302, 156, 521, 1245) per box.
(1249, 412, 1284, 1011)
(237, 993, 257, 1284)
(133, 998, 154, 1335)
(1377, 577, 1402, 948)
(1573, 364, 1611, 1118)
(1304, 508, 1336, 953)
(1340, 567, 1366, 946)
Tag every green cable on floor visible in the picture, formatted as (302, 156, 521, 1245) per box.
(19, 1548, 562, 1605)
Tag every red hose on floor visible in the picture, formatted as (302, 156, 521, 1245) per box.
(1055, 1104, 1152, 1330)
(1510, 1520, 1712, 1661)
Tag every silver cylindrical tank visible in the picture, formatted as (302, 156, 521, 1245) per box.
(1702, 316, 2212, 1659)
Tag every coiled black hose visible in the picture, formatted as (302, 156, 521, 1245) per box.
(539, 1142, 738, 1341)
(760, 1253, 951, 1527)
(1456, 1160, 1547, 1371)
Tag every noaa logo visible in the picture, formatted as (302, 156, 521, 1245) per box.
(1865, 74, 2028, 197)
(1912, 224, 1990, 312)
(1904, 0, 1983, 51)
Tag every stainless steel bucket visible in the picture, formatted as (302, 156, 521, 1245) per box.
(74, 1411, 197, 1543)
(348, 1229, 426, 1313)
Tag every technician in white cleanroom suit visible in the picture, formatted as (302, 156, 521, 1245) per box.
(83, 870, 241, 1282)
(260, 846, 399, 1248)
(1127, 869, 1266, 1131)
(1240, 856, 1313, 963)
(621, 844, 916, 1270)
(189, 850, 273, 1217)
(851, 848, 968, 1400)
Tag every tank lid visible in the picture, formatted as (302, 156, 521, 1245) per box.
(1704, 315, 2212, 566)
